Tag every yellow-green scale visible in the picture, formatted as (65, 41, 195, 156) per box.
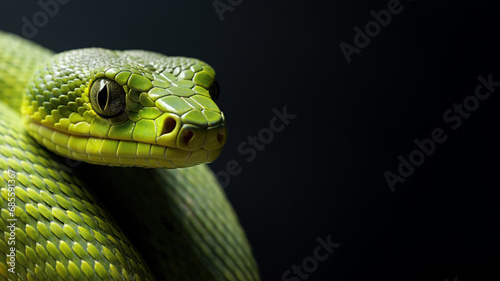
(0, 101, 154, 280)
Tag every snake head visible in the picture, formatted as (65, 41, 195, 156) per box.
(22, 48, 227, 168)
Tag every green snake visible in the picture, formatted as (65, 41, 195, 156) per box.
(0, 30, 259, 280)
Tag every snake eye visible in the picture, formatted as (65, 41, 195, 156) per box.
(209, 80, 220, 101)
(90, 78, 126, 117)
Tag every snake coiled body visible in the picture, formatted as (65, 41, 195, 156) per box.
(0, 31, 259, 280)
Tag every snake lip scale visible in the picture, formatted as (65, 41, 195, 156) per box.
(25, 117, 226, 169)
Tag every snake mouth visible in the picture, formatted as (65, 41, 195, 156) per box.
(25, 119, 225, 168)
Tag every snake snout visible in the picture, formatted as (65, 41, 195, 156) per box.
(204, 123, 227, 151)
(176, 122, 226, 151)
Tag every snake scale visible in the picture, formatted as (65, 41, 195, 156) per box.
(0, 30, 259, 280)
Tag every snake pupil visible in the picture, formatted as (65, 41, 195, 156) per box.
(97, 85, 108, 111)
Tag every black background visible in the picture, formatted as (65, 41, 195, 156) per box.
(1, 0, 499, 280)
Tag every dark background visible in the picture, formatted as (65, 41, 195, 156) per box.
(1, 0, 499, 280)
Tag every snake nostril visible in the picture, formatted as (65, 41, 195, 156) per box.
(163, 117, 176, 135)
(217, 129, 225, 144)
(182, 130, 194, 144)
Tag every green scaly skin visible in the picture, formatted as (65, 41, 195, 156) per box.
(0, 30, 259, 280)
